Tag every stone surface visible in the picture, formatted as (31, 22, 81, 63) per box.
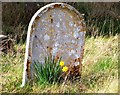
(21, 3, 86, 86)
(30, 3, 86, 66)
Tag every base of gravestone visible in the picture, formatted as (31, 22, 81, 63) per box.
(61, 64, 82, 82)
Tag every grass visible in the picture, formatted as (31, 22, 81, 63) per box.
(0, 35, 118, 93)
(34, 56, 63, 84)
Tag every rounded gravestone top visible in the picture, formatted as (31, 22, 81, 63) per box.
(28, 3, 86, 66)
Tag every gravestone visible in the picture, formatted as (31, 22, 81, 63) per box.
(21, 3, 86, 87)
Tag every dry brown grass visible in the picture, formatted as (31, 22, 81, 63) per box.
(0, 35, 118, 93)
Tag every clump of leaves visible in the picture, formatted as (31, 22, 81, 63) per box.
(34, 56, 62, 84)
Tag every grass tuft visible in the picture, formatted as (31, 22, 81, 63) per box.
(34, 56, 62, 84)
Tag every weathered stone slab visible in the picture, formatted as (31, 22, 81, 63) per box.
(21, 3, 86, 87)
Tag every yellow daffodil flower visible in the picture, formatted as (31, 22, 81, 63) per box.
(62, 66, 68, 72)
(60, 61, 64, 67)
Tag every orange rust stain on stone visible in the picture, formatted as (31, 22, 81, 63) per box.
(26, 59, 31, 79)
(79, 17, 84, 21)
(81, 28, 86, 32)
(77, 58, 81, 63)
(32, 22, 36, 29)
(42, 4, 63, 13)
(66, 64, 81, 78)
(54, 55, 60, 62)
(53, 4, 61, 8)
(73, 57, 81, 63)
(35, 16, 40, 22)
(81, 22, 86, 28)
(47, 7, 52, 12)
(30, 29, 34, 35)
(28, 50, 32, 57)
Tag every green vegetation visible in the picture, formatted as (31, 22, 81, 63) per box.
(1, 35, 118, 93)
(34, 56, 62, 84)
(2, 3, 120, 43)
(1, 2, 119, 93)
